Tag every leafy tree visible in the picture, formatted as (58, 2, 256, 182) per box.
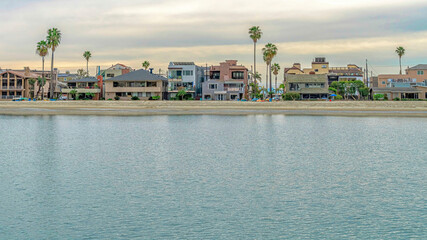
(76, 69, 87, 78)
(70, 89, 78, 100)
(28, 78, 36, 98)
(142, 61, 150, 70)
(177, 89, 187, 100)
(283, 93, 300, 101)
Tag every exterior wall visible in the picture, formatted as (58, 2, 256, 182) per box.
(406, 68, 427, 83)
(207, 60, 248, 98)
(104, 80, 166, 100)
(168, 64, 205, 98)
(202, 80, 244, 100)
(377, 74, 411, 88)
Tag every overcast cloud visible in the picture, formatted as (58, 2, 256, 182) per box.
(0, 0, 426, 79)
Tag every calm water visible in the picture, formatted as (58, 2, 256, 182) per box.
(0, 115, 426, 239)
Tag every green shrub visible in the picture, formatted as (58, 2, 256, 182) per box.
(374, 94, 384, 100)
(131, 96, 140, 100)
(114, 96, 120, 100)
(187, 97, 195, 101)
(328, 87, 337, 93)
(107, 98, 113, 101)
(334, 95, 343, 100)
(283, 93, 300, 101)
(384, 94, 388, 100)
(393, 97, 400, 101)
(151, 96, 161, 100)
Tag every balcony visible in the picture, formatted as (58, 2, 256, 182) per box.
(62, 88, 101, 94)
(224, 87, 244, 92)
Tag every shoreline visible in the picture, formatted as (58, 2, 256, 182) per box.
(0, 101, 427, 117)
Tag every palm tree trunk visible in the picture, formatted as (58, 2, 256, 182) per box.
(253, 42, 256, 95)
(87, 60, 89, 76)
(265, 64, 268, 99)
(399, 56, 402, 75)
(269, 63, 272, 99)
(41, 57, 45, 99)
(275, 75, 277, 93)
(49, 50, 55, 98)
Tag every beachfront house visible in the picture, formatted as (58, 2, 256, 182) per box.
(284, 57, 364, 86)
(61, 77, 102, 100)
(104, 69, 168, 100)
(202, 60, 248, 100)
(0, 68, 49, 100)
(285, 73, 329, 100)
(167, 62, 205, 99)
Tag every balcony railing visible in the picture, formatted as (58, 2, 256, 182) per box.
(224, 87, 244, 92)
(2, 95, 22, 99)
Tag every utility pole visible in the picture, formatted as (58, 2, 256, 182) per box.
(365, 59, 369, 87)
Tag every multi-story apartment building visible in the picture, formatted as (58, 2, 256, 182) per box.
(285, 74, 329, 99)
(202, 60, 248, 100)
(376, 64, 427, 88)
(58, 72, 78, 82)
(285, 57, 364, 86)
(0, 68, 49, 100)
(99, 63, 133, 80)
(167, 62, 205, 99)
(61, 77, 102, 100)
(104, 69, 168, 100)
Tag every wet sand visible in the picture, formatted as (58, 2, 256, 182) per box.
(0, 101, 426, 117)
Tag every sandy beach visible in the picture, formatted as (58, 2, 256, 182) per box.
(0, 100, 426, 117)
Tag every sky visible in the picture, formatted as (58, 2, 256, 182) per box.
(0, 0, 426, 81)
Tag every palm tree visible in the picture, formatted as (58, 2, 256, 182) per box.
(272, 63, 280, 93)
(36, 77, 46, 99)
(142, 61, 150, 70)
(28, 78, 36, 98)
(262, 43, 278, 98)
(36, 40, 48, 99)
(249, 71, 262, 98)
(83, 51, 92, 76)
(249, 26, 262, 97)
(46, 28, 62, 98)
(395, 46, 405, 75)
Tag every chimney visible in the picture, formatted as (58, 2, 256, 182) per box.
(24, 67, 30, 76)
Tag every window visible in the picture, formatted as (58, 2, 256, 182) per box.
(147, 82, 157, 87)
(232, 71, 244, 79)
(136, 82, 145, 87)
(169, 70, 182, 79)
(183, 70, 193, 76)
(322, 65, 327, 68)
(314, 69, 319, 72)
(417, 71, 424, 75)
(209, 84, 217, 89)
(107, 73, 115, 78)
(382, 81, 386, 85)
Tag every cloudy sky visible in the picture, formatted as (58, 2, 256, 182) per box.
(0, 0, 426, 80)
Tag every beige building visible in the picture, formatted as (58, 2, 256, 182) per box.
(376, 64, 427, 88)
(0, 68, 49, 100)
(104, 69, 168, 100)
(285, 74, 329, 99)
(371, 86, 427, 100)
(100, 63, 133, 80)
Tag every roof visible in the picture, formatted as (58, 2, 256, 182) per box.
(66, 77, 98, 83)
(371, 87, 421, 93)
(408, 64, 427, 70)
(285, 66, 304, 73)
(1, 70, 40, 79)
(105, 69, 168, 82)
(285, 74, 328, 83)
(170, 62, 195, 66)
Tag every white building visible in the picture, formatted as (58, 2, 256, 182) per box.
(167, 62, 205, 99)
